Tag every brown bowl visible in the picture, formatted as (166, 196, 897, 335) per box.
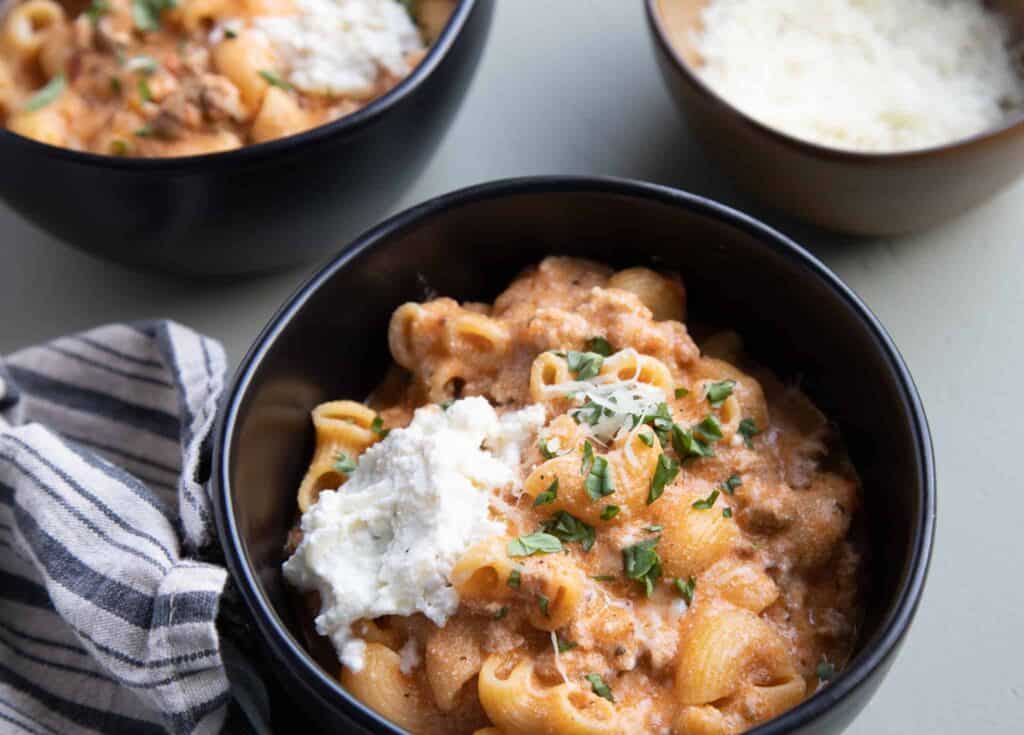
(646, 0, 1024, 236)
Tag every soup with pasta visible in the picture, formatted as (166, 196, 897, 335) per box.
(283, 257, 864, 735)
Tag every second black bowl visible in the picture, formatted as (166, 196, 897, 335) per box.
(213, 176, 935, 734)
(0, 0, 492, 277)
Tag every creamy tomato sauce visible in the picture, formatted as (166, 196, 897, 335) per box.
(288, 257, 864, 735)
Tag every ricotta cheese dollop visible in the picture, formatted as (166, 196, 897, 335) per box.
(252, 0, 423, 97)
(283, 397, 545, 671)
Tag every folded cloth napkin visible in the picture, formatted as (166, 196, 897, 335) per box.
(0, 322, 269, 735)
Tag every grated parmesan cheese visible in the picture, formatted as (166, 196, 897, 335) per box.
(542, 348, 669, 444)
(550, 631, 570, 685)
(239, 0, 423, 97)
(693, 0, 1024, 152)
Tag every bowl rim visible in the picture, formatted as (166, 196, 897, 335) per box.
(213, 175, 937, 735)
(644, 0, 1024, 162)
(0, 0, 477, 172)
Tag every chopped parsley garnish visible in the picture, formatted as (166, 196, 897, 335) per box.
(332, 452, 357, 474)
(439, 400, 454, 411)
(494, 606, 509, 620)
(692, 489, 720, 510)
(109, 76, 122, 94)
(224, 27, 238, 39)
(134, 125, 154, 137)
(675, 576, 696, 604)
(86, 0, 108, 25)
(738, 418, 761, 448)
(705, 379, 736, 407)
(507, 569, 522, 589)
(644, 525, 663, 533)
(259, 69, 294, 90)
(132, 0, 176, 32)
(557, 635, 578, 653)
(720, 474, 742, 494)
(647, 453, 679, 504)
(539, 436, 564, 459)
(600, 505, 620, 521)
(580, 440, 594, 475)
(540, 511, 596, 552)
(817, 661, 836, 681)
(585, 336, 614, 356)
(637, 430, 654, 447)
(507, 532, 563, 557)
(622, 538, 662, 596)
(538, 594, 550, 618)
(137, 77, 152, 103)
(566, 350, 604, 380)
(671, 424, 714, 461)
(573, 400, 604, 426)
(674, 386, 689, 399)
(533, 478, 559, 507)
(370, 416, 389, 439)
(590, 575, 616, 582)
(694, 415, 724, 442)
(24, 75, 65, 112)
(584, 456, 615, 500)
(109, 139, 129, 156)
(723, 507, 733, 518)
(633, 402, 674, 445)
(586, 673, 614, 702)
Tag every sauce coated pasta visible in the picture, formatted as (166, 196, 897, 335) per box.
(285, 257, 864, 735)
(0, 0, 453, 155)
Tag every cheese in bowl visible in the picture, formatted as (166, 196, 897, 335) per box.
(670, 0, 1024, 153)
(283, 257, 865, 735)
(0, 0, 453, 156)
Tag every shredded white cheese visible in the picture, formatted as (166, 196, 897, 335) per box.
(693, 0, 1024, 152)
(246, 0, 423, 96)
(282, 397, 544, 671)
(550, 631, 570, 685)
(543, 349, 668, 444)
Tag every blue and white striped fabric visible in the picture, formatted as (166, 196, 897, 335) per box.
(0, 322, 253, 735)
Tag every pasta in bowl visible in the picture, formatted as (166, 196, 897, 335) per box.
(212, 177, 934, 735)
(0, 0, 488, 274)
(0, 0, 455, 155)
(283, 257, 864, 735)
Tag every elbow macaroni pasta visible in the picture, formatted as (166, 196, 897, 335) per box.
(425, 618, 483, 712)
(212, 31, 277, 113)
(2, 0, 64, 60)
(607, 267, 686, 322)
(0, 0, 455, 154)
(296, 400, 379, 512)
(450, 536, 518, 602)
(251, 85, 312, 143)
(288, 257, 864, 735)
(341, 643, 445, 733)
(478, 655, 619, 735)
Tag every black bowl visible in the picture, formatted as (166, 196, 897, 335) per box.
(0, 0, 492, 277)
(213, 177, 935, 735)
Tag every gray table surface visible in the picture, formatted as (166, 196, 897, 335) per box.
(2, 1, 1021, 732)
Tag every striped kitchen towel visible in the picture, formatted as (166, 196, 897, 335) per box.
(0, 322, 269, 735)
